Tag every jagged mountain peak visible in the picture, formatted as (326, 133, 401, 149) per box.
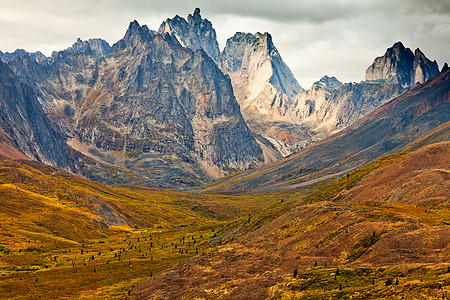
(364, 41, 439, 87)
(158, 8, 221, 63)
(313, 75, 342, 90)
(123, 20, 151, 41)
(128, 20, 141, 32)
(52, 37, 111, 59)
(112, 20, 156, 52)
(188, 7, 203, 22)
(392, 40, 406, 50)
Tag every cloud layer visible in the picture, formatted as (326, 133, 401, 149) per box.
(1, 0, 448, 87)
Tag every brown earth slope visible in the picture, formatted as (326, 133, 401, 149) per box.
(132, 141, 450, 299)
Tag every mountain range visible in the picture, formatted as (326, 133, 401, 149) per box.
(0, 8, 444, 190)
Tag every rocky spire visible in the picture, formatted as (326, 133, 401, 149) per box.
(158, 8, 221, 64)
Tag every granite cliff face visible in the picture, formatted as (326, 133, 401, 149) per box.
(158, 8, 221, 64)
(7, 19, 263, 189)
(364, 41, 439, 87)
(0, 60, 75, 168)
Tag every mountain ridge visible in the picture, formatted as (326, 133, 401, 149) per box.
(203, 67, 449, 193)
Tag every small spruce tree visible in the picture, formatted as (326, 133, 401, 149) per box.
(385, 278, 393, 286)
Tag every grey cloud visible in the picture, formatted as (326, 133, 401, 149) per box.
(0, 0, 448, 88)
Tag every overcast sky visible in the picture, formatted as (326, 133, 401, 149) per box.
(1, 0, 448, 88)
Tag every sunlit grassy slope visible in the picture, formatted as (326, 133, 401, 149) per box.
(0, 159, 282, 299)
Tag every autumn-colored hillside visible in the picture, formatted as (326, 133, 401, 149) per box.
(133, 141, 450, 299)
(0, 159, 281, 299)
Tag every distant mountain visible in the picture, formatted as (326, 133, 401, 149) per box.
(7, 19, 264, 190)
(364, 41, 439, 87)
(313, 75, 342, 90)
(218, 40, 437, 155)
(204, 67, 449, 192)
(0, 49, 48, 64)
(52, 38, 111, 59)
(158, 8, 221, 64)
(287, 79, 406, 137)
(283, 42, 441, 148)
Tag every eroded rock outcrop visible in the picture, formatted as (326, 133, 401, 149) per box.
(53, 38, 111, 59)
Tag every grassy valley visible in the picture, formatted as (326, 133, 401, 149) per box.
(0, 159, 281, 299)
